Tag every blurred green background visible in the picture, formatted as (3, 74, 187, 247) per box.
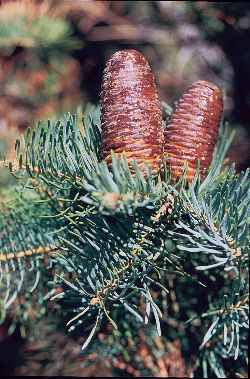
(0, 1, 249, 377)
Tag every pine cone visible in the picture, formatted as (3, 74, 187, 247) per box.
(164, 80, 223, 182)
(100, 49, 163, 175)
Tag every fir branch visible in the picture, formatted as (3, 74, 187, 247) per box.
(0, 245, 57, 262)
(170, 167, 250, 272)
(0, 104, 248, 377)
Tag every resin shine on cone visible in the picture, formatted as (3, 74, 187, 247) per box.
(164, 80, 223, 182)
(100, 49, 164, 175)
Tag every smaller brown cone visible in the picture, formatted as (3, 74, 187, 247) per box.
(164, 80, 223, 182)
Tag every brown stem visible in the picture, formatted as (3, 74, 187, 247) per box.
(0, 246, 57, 262)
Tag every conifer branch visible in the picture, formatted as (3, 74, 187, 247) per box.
(0, 246, 57, 262)
(0, 61, 248, 376)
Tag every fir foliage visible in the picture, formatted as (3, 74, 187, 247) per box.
(0, 104, 249, 378)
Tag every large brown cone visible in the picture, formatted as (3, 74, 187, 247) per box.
(100, 49, 163, 175)
(164, 80, 223, 182)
